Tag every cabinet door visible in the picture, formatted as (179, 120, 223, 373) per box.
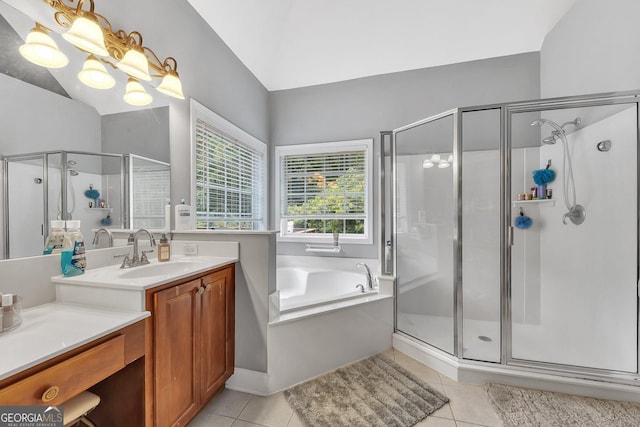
(200, 268, 231, 402)
(154, 279, 201, 427)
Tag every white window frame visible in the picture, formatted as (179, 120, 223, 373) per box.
(275, 139, 373, 244)
(190, 99, 268, 230)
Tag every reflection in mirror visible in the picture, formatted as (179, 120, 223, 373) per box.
(0, 0, 172, 259)
(3, 151, 124, 258)
(127, 154, 170, 230)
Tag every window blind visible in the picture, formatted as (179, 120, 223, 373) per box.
(280, 150, 367, 235)
(195, 118, 264, 230)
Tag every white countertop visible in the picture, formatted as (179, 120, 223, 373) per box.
(0, 303, 149, 381)
(51, 255, 238, 290)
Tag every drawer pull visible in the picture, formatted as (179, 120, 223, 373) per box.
(42, 386, 59, 402)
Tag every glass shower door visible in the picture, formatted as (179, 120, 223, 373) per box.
(509, 103, 638, 372)
(394, 112, 456, 354)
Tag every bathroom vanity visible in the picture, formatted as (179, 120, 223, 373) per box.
(147, 264, 235, 427)
(1, 250, 237, 427)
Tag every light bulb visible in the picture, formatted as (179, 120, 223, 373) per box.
(19, 26, 68, 68)
(62, 16, 108, 57)
(123, 77, 153, 106)
(423, 160, 434, 169)
(78, 55, 115, 89)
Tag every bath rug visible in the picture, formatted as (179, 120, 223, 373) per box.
(284, 354, 448, 426)
(486, 383, 640, 427)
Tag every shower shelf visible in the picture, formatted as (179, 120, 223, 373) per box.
(511, 200, 555, 208)
(84, 207, 113, 213)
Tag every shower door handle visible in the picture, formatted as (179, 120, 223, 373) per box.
(508, 226, 514, 246)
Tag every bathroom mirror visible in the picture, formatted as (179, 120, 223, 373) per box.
(0, 0, 171, 259)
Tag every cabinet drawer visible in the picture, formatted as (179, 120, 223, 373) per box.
(0, 335, 126, 406)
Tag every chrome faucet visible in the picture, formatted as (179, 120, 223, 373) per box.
(131, 228, 156, 266)
(356, 262, 373, 290)
(92, 228, 113, 247)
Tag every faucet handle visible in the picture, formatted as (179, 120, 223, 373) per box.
(141, 249, 154, 264)
(114, 253, 131, 269)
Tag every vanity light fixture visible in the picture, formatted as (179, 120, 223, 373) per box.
(19, 23, 69, 68)
(20, 0, 185, 105)
(423, 153, 453, 169)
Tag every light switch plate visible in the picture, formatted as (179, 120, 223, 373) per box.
(183, 243, 198, 256)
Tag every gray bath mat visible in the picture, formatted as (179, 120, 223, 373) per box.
(486, 383, 640, 427)
(284, 354, 448, 426)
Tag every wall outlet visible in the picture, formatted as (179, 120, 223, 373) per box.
(183, 243, 198, 256)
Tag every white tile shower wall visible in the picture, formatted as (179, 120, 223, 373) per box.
(513, 106, 638, 372)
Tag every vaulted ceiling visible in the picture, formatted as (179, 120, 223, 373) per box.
(188, 0, 578, 91)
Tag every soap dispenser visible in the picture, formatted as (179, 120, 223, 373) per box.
(158, 233, 171, 262)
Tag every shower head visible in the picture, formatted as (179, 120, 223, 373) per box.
(542, 134, 558, 145)
(67, 160, 77, 166)
(69, 169, 79, 176)
(530, 118, 565, 134)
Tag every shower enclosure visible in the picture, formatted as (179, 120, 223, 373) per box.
(383, 91, 639, 383)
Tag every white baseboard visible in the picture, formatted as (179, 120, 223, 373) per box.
(393, 333, 640, 402)
(225, 368, 270, 396)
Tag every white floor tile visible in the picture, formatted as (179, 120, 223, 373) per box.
(237, 392, 293, 427)
(203, 388, 253, 418)
(443, 384, 503, 427)
(188, 412, 235, 427)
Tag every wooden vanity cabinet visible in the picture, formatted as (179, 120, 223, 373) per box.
(0, 320, 147, 425)
(147, 263, 235, 427)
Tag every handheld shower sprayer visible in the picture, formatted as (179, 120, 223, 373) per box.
(529, 117, 585, 225)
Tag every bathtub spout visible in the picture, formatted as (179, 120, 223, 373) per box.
(356, 262, 374, 290)
(356, 284, 365, 293)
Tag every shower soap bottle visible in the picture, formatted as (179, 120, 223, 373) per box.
(61, 220, 86, 276)
(174, 199, 192, 231)
(43, 220, 66, 255)
(158, 233, 171, 262)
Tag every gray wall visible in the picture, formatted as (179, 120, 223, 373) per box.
(0, 72, 101, 155)
(540, 0, 640, 98)
(269, 52, 541, 258)
(101, 107, 170, 163)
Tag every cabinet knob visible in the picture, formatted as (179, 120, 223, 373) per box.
(205, 284, 211, 292)
(197, 286, 205, 295)
(42, 386, 59, 402)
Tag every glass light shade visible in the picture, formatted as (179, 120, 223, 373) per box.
(438, 161, 450, 168)
(447, 154, 453, 162)
(116, 48, 152, 81)
(78, 55, 115, 89)
(62, 17, 108, 57)
(123, 78, 152, 106)
(431, 154, 441, 162)
(156, 72, 185, 99)
(422, 160, 434, 169)
(19, 28, 68, 68)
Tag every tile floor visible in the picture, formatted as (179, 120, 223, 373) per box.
(188, 348, 503, 427)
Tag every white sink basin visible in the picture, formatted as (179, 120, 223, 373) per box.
(118, 259, 209, 279)
(51, 255, 237, 291)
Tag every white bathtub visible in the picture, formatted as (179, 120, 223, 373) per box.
(263, 255, 393, 393)
(277, 256, 379, 313)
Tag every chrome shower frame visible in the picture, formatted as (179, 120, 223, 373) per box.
(383, 89, 640, 387)
(2, 150, 125, 258)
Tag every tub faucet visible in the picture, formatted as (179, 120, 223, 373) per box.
(92, 228, 113, 247)
(132, 228, 156, 266)
(356, 262, 373, 289)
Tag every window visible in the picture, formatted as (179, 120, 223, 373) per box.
(275, 139, 373, 243)
(190, 100, 267, 230)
